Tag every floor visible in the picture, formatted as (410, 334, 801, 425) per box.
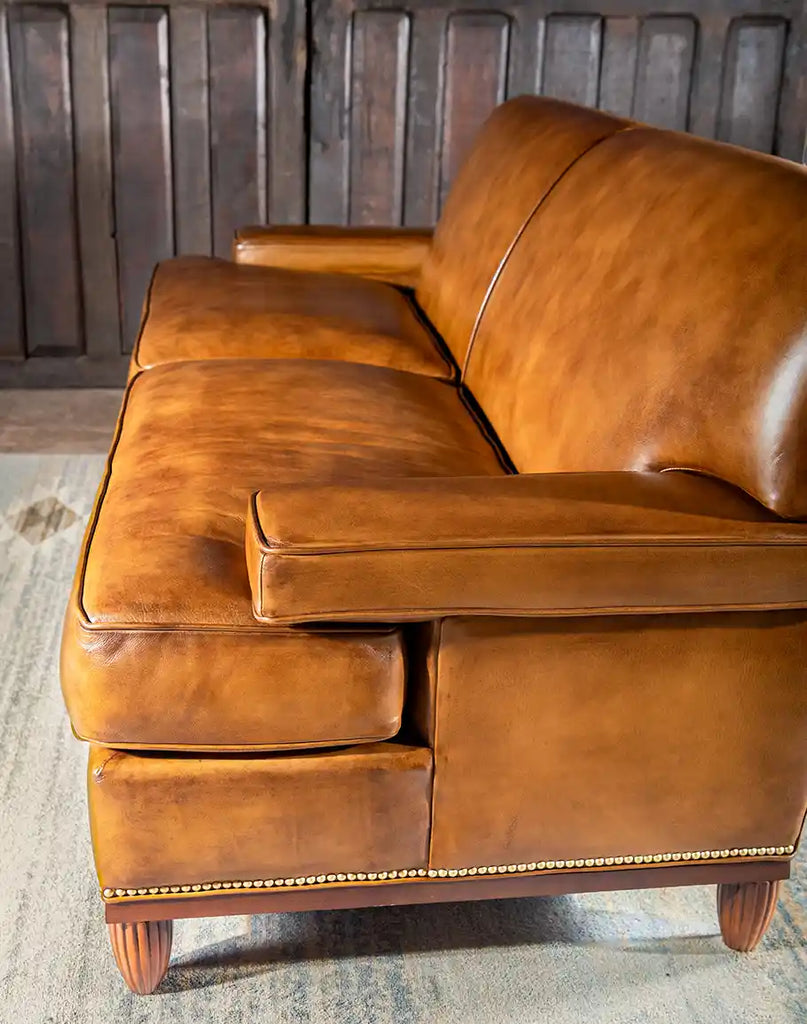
(0, 388, 122, 453)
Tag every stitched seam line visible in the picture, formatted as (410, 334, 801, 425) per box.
(131, 262, 161, 370)
(254, 600, 807, 622)
(460, 124, 638, 382)
(77, 376, 142, 622)
(427, 618, 444, 868)
(77, 730, 400, 752)
(256, 539, 807, 556)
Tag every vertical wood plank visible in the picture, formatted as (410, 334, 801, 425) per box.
(403, 8, 444, 226)
(633, 16, 697, 130)
(348, 10, 410, 225)
(268, 0, 307, 223)
(309, 0, 351, 224)
(719, 17, 787, 153)
(599, 17, 639, 118)
(209, 7, 267, 256)
(504, 8, 538, 99)
(0, 7, 23, 358)
(776, 0, 807, 161)
(9, 5, 82, 355)
(170, 7, 211, 254)
(109, 7, 173, 353)
(71, 6, 121, 358)
(542, 14, 602, 108)
(533, 16, 547, 94)
(440, 12, 509, 211)
(688, 14, 730, 140)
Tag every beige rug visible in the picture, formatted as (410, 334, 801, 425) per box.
(0, 454, 804, 1023)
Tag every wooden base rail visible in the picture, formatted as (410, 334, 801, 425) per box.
(104, 860, 791, 993)
(105, 858, 789, 924)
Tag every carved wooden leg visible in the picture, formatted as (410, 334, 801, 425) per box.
(108, 919, 173, 994)
(717, 880, 780, 952)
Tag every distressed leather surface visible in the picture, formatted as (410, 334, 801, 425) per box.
(233, 225, 433, 288)
(416, 96, 628, 369)
(61, 359, 503, 750)
(466, 127, 807, 518)
(132, 256, 453, 380)
(245, 472, 807, 623)
(428, 613, 807, 868)
(88, 742, 433, 889)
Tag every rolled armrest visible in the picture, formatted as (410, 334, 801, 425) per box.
(245, 472, 807, 624)
(232, 226, 433, 287)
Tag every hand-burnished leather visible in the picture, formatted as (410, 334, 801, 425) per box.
(245, 472, 807, 623)
(60, 358, 502, 750)
(416, 96, 629, 368)
(465, 127, 807, 519)
(429, 613, 807, 868)
(58, 95, 807, 919)
(132, 256, 454, 380)
(88, 742, 433, 890)
(233, 225, 433, 288)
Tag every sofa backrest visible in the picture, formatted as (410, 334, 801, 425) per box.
(463, 126, 807, 519)
(415, 96, 628, 370)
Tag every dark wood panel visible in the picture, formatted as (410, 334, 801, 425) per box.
(348, 10, 409, 224)
(599, 16, 639, 118)
(542, 14, 602, 107)
(440, 12, 509, 210)
(402, 9, 443, 226)
(633, 15, 697, 130)
(170, 6, 212, 255)
(9, 5, 82, 355)
(0, 7, 23, 359)
(688, 13, 730, 139)
(71, 5, 121, 358)
(776, 0, 807, 160)
(209, 7, 267, 256)
(109, 7, 173, 353)
(0, 354, 128, 386)
(720, 17, 788, 152)
(267, 0, 307, 223)
(309, 0, 350, 223)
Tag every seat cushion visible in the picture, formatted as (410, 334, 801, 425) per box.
(89, 742, 433, 894)
(132, 256, 454, 380)
(61, 359, 504, 751)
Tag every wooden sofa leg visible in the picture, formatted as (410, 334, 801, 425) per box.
(717, 880, 780, 952)
(108, 919, 173, 994)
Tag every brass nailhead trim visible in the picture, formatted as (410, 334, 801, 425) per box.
(101, 844, 795, 900)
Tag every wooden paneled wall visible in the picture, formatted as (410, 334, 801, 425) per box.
(0, 0, 306, 383)
(1, 0, 805, 385)
(311, 0, 807, 225)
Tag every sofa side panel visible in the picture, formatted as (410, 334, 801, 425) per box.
(429, 612, 807, 869)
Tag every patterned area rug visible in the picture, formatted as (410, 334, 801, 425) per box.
(0, 453, 804, 1023)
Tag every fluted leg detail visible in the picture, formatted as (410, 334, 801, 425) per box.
(717, 880, 780, 952)
(108, 919, 173, 994)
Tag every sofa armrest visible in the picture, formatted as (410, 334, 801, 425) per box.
(232, 226, 433, 287)
(245, 472, 807, 624)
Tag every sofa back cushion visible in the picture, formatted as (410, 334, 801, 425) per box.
(415, 96, 628, 370)
(464, 127, 807, 518)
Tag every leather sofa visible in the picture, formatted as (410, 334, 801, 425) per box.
(60, 96, 807, 994)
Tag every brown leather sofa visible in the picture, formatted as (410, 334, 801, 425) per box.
(60, 96, 807, 994)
